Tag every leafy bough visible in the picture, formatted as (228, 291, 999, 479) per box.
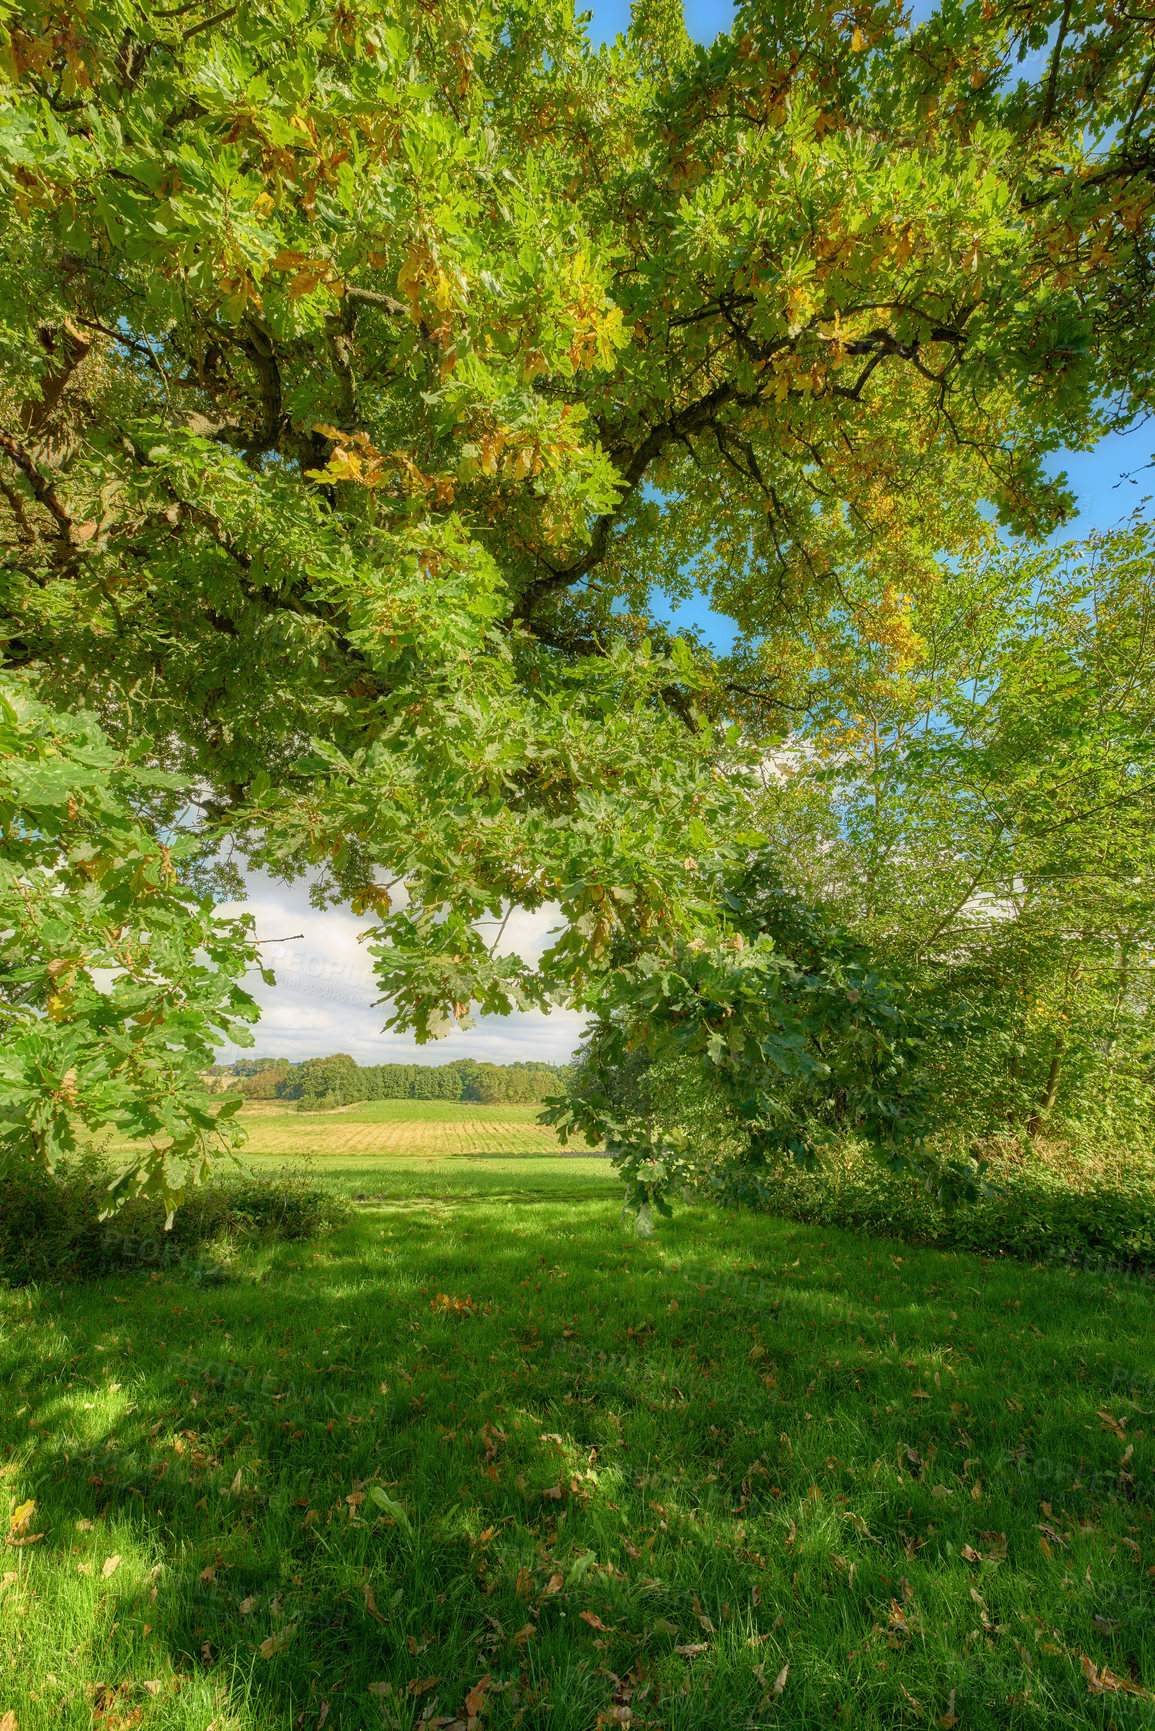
(543, 869, 993, 1233)
(0, 677, 265, 1213)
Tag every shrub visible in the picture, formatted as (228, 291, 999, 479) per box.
(0, 1153, 349, 1285)
(713, 1149, 1155, 1278)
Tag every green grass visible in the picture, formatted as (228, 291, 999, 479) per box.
(339, 1100, 552, 1123)
(3, 1151, 1153, 1730)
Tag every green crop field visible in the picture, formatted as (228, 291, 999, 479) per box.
(108, 1099, 575, 1163)
(2, 1146, 1152, 1731)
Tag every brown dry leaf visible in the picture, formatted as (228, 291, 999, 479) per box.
(1081, 1654, 1147, 1697)
(960, 1545, 981, 1563)
(259, 1627, 295, 1659)
(674, 1643, 708, 1657)
(1039, 1537, 1053, 1560)
(199, 1566, 215, 1584)
(514, 1567, 533, 1596)
(102, 1555, 121, 1579)
(1096, 1410, 1128, 1440)
(542, 1574, 564, 1596)
(140, 1684, 162, 1699)
(542, 1484, 565, 1501)
(0, 1712, 16, 1731)
(579, 1611, 613, 1632)
(239, 1596, 256, 1616)
(405, 1677, 439, 1699)
(0, 1574, 17, 1593)
(229, 1470, 243, 1497)
(899, 1682, 921, 1710)
(622, 1539, 641, 1562)
(939, 1687, 958, 1728)
(512, 1624, 535, 1647)
(772, 1663, 789, 1698)
(463, 1675, 490, 1717)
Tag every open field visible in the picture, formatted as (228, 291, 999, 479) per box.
(2, 1153, 1153, 1730)
(114, 1099, 575, 1162)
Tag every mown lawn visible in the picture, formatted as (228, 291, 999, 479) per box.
(2, 1154, 1153, 1730)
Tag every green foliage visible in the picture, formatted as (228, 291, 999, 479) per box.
(750, 516, 1155, 1157)
(0, 1153, 348, 1284)
(4, 0, 1155, 1198)
(721, 1151, 1155, 1275)
(0, 676, 263, 1208)
(275, 1054, 564, 1109)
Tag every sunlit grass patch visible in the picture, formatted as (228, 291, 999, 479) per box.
(2, 1163, 1152, 1730)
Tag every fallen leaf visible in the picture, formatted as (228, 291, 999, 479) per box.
(239, 1596, 257, 1615)
(464, 1675, 490, 1717)
(141, 1684, 162, 1699)
(512, 1624, 535, 1647)
(405, 1677, 438, 1698)
(542, 1483, 565, 1500)
(939, 1687, 958, 1728)
(1081, 1654, 1146, 1697)
(368, 1486, 412, 1535)
(542, 1574, 563, 1596)
(960, 1545, 981, 1563)
(367, 1683, 391, 1698)
(674, 1643, 708, 1657)
(579, 1611, 613, 1632)
(772, 1663, 789, 1697)
(259, 1628, 295, 1658)
(1096, 1410, 1128, 1440)
(7, 1503, 34, 1534)
(229, 1470, 243, 1497)
(900, 1682, 921, 1710)
(102, 1555, 121, 1579)
(199, 1566, 215, 1584)
(0, 1712, 16, 1731)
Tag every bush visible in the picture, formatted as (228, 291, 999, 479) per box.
(0, 1154, 349, 1285)
(714, 1150, 1155, 1278)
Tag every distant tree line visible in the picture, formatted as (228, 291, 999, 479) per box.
(210, 1055, 566, 1109)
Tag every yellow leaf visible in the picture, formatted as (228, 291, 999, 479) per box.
(8, 1503, 34, 1533)
(101, 1554, 120, 1579)
(851, 26, 865, 50)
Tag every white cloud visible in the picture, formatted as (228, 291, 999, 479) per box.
(214, 870, 587, 1067)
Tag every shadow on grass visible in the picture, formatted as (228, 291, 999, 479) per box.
(3, 1188, 1153, 1730)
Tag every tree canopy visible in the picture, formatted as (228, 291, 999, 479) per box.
(3, 0, 1155, 1200)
